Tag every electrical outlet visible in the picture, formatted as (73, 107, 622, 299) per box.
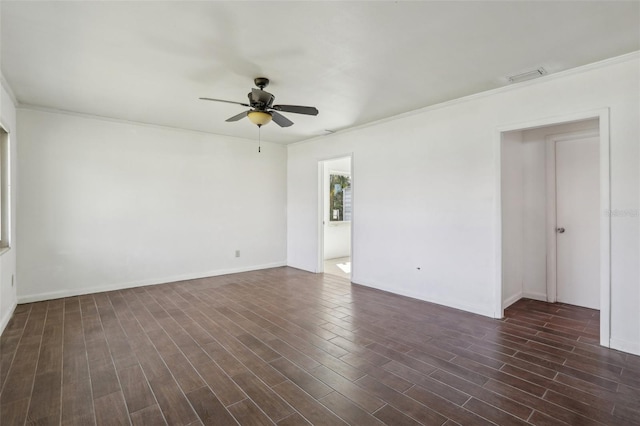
(235, 250, 240, 258)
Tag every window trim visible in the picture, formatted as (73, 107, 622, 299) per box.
(0, 122, 11, 252)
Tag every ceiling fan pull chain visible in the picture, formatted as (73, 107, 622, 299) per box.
(258, 125, 261, 153)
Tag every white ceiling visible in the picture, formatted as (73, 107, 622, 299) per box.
(2, 1, 639, 144)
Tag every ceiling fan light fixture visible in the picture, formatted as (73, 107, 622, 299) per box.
(248, 111, 272, 127)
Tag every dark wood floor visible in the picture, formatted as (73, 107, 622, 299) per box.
(1, 267, 639, 425)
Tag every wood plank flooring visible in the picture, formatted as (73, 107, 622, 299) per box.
(1, 267, 639, 425)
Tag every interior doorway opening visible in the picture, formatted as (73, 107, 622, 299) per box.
(498, 110, 610, 347)
(319, 156, 352, 280)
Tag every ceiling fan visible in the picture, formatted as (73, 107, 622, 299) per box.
(199, 77, 319, 128)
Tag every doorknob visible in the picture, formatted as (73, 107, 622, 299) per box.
(557, 227, 565, 233)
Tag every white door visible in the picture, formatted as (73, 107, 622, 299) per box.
(555, 136, 600, 309)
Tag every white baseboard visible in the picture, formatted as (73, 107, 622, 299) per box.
(610, 337, 640, 357)
(17, 261, 287, 304)
(351, 276, 494, 318)
(522, 291, 548, 302)
(502, 291, 548, 311)
(0, 301, 17, 335)
(503, 292, 522, 309)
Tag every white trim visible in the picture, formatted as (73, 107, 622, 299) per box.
(12, 52, 639, 148)
(494, 128, 504, 319)
(496, 108, 609, 134)
(17, 105, 263, 146)
(545, 135, 558, 303)
(599, 112, 611, 348)
(0, 301, 16, 335)
(317, 161, 325, 273)
(610, 338, 640, 357)
(292, 51, 639, 147)
(522, 291, 549, 302)
(17, 262, 286, 304)
(350, 153, 355, 281)
(545, 129, 600, 305)
(503, 292, 522, 309)
(496, 108, 611, 349)
(0, 126, 11, 249)
(353, 278, 494, 318)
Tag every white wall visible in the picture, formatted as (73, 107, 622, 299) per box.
(0, 80, 18, 334)
(17, 109, 287, 302)
(287, 54, 640, 355)
(501, 130, 524, 308)
(324, 223, 351, 260)
(323, 157, 351, 260)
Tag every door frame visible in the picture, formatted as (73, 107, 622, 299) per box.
(317, 154, 354, 278)
(494, 108, 610, 347)
(545, 129, 600, 305)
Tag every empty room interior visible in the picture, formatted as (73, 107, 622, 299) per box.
(1, 2, 640, 425)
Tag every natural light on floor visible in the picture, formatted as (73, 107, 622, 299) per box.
(324, 257, 350, 278)
(337, 262, 351, 274)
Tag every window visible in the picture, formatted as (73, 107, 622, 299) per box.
(329, 172, 351, 222)
(0, 125, 10, 249)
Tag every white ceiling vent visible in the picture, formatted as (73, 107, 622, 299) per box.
(507, 67, 548, 84)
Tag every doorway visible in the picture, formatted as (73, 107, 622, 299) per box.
(318, 156, 352, 280)
(497, 109, 610, 347)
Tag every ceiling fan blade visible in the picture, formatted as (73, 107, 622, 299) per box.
(271, 105, 319, 116)
(200, 97, 250, 107)
(225, 111, 249, 122)
(271, 111, 294, 127)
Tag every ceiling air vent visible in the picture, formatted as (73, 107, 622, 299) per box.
(507, 67, 547, 84)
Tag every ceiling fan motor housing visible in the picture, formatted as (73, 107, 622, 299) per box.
(249, 88, 275, 110)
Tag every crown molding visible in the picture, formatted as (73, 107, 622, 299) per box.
(291, 50, 640, 147)
(17, 104, 268, 145)
(9, 50, 640, 148)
